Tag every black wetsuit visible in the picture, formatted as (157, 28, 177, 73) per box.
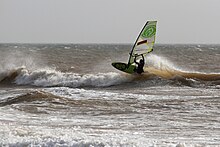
(134, 55, 145, 74)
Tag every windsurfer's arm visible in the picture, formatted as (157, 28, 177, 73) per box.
(141, 54, 145, 63)
(134, 55, 138, 64)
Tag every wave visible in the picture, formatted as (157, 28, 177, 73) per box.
(0, 90, 75, 114)
(0, 67, 133, 87)
(0, 67, 23, 86)
(144, 67, 220, 81)
(0, 90, 62, 107)
(1, 65, 220, 88)
(12, 68, 135, 87)
(145, 54, 219, 80)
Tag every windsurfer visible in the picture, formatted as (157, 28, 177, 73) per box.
(134, 54, 145, 74)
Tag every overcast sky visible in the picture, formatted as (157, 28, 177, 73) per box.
(0, 0, 220, 44)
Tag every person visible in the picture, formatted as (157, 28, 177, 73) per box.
(134, 54, 145, 74)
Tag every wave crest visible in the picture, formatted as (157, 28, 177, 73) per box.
(14, 68, 132, 87)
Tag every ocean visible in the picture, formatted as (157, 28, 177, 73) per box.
(0, 44, 220, 146)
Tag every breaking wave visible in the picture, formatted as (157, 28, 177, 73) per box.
(0, 54, 220, 88)
(1, 67, 133, 87)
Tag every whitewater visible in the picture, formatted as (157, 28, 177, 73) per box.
(0, 44, 220, 146)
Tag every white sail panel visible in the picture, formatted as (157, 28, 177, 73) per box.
(128, 21, 157, 65)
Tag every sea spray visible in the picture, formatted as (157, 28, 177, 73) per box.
(146, 54, 179, 70)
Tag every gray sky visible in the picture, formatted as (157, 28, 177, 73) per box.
(0, 0, 220, 44)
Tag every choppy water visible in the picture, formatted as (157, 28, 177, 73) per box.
(0, 44, 220, 146)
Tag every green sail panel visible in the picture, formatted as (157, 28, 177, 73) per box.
(128, 21, 157, 65)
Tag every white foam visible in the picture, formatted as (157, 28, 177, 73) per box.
(15, 68, 132, 87)
(0, 120, 211, 147)
(43, 87, 142, 100)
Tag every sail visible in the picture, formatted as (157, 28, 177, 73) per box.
(128, 21, 157, 65)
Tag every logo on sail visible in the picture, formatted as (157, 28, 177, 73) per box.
(142, 25, 156, 38)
